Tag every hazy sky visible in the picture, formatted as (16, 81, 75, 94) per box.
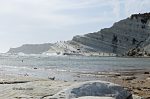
(0, 0, 150, 52)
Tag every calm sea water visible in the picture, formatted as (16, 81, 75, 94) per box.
(0, 55, 150, 80)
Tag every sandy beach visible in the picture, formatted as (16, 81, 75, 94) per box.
(0, 69, 149, 99)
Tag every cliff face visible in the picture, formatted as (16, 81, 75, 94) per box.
(72, 13, 150, 55)
(7, 13, 150, 56)
(8, 43, 53, 54)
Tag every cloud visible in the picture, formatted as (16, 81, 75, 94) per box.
(0, 0, 149, 52)
(124, 0, 150, 17)
(0, 0, 120, 32)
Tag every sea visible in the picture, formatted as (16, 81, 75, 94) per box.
(0, 54, 150, 81)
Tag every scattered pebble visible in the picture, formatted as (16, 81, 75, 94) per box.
(34, 67, 38, 69)
(144, 72, 149, 74)
(122, 76, 137, 80)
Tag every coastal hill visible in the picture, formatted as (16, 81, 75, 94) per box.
(8, 43, 53, 54)
(7, 13, 150, 56)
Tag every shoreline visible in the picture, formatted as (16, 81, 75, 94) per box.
(0, 69, 149, 98)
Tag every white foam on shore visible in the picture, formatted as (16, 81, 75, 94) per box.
(56, 69, 68, 72)
(0, 65, 32, 71)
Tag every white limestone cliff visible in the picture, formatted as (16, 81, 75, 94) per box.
(7, 13, 150, 56)
(72, 13, 150, 55)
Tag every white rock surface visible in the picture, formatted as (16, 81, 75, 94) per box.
(72, 13, 150, 54)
